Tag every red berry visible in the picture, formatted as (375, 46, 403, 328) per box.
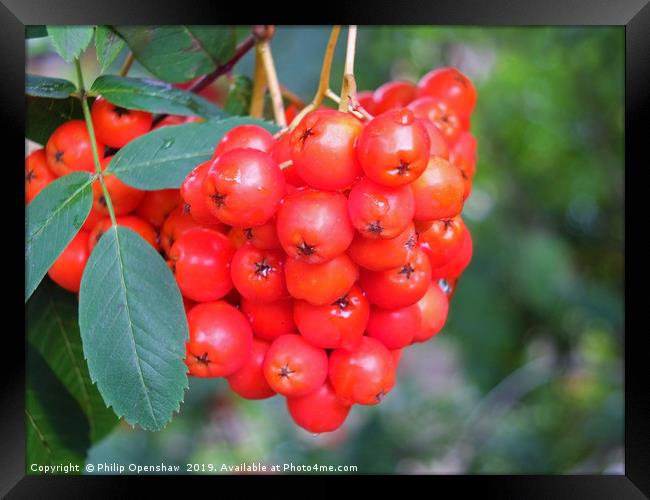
(410, 156, 464, 221)
(227, 338, 276, 400)
(47, 230, 90, 293)
(180, 161, 224, 227)
(160, 205, 206, 256)
(347, 221, 417, 271)
(285, 254, 358, 306)
(290, 109, 363, 191)
(88, 215, 159, 253)
(263, 334, 328, 397)
(293, 284, 369, 350)
(203, 148, 285, 227)
(418, 216, 465, 268)
(240, 218, 282, 250)
(329, 337, 395, 405)
(347, 176, 414, 239)
(356, 108, 430, 187)
(418, 118, 449, 160)
(168, 227, 235, 302)
(366, 303, 421, 349)
(185, 301, 253, 377)
(91, 97, 152, 149)
(409, 97, 463, 144)
(430, 225, 473, 280)
(230, 243, 288, 303)
(91, 157, 145, 216)
(372, 80, 417, 115)
(46, 120, 105, 176)
(25, 149, 55, 203)
(213, 124, 275, 159)
(287, 381, 351, 433)
(136, 189, 181, 228)
(417, 67, 477, 118)
(359, 246, 431, 309)
(356, 90, 377, 115)
(240, 297, 296, 341)
(276, 189, 354, 264)
(413, 282, 449, 343)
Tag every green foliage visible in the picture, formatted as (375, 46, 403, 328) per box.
(91, 75, 224, 118)
(26, 96, 83, 145)
(94, 27, 125, 73)
(114, 26, 236, 83)
(224, 75, 253, 115)
(27, 281, 119, 442)
(26, 75, 76, 99)
(106, 117, 279, 190)
(25, 172, 93, 302)
(78, 226, 189, 431)
(47, 26, 94, 62)
(26, 26, 48, 39)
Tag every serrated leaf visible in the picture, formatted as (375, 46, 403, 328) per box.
(26, 344, 89, 472)
(26, 26, 48, 39)
(26, 96, 84, 145)
(78, 226, 189, 431)
(90, 75, 224, 119)
(47, 26, 95, 62)
(224, 75, 253, 116)
(95, 26, 125, 73)
(106, 117, 280, 190)
(27, 281, 119, 443)
(114, 26, 236, 83)
(26, 74, 76, 99)
(25, 172, 93, 302)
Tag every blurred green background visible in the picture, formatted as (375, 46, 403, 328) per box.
(27, 26, 624, 474)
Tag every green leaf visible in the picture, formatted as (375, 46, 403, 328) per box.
(224, 75, 253, 116)
(47, 26, 95, 63)
(90, 75, 224, 119)
(106, 117, 280, 190)
(78, 226, 189, 431)
(26, 26, 48, 39)
(114, 26, 236, 83)
(26, 96, 84, 145)
(25, 172, 93, 302)
(27, 281, 119, 443)
(94, 26, 125, 73)
(26, 74, 76, 99)
(26, 344, 89, 472)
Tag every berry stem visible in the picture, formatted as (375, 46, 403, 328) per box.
(339, 26, 358, 113)
(249, 44, 267, 118)
(74, 58, 117, 226)
(258, 39, 287, 127)
(118, 52, 135, 77)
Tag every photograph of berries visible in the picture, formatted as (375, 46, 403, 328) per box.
(25, 25, 623, 475)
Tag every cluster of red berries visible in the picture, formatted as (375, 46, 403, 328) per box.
(26, 66, 478, 434)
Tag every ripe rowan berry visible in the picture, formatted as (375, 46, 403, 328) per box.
(92, 157, 145, 216)
(285, 254, 358, 306)
(430, 225, 473, 280)
(410, 156, 465, 221)
(226, 338, 276, 400)
(135, 188, 181, 228)
(203, 148, 285, 227)
(366, 303, 421, 349)
(356, 90, 377, 115)
(329, 337, 396, 405)
(418, 118, 449, 160)
(88, 215, 159, 253)
(418, 216, 466, 268)
(417, 67, 477, 118)
(356, 108, 430, 187)
(276, 188, 354, 264)
(408, 97, 463, 144)
(347, 177, 415, 239)
(160, 205, 204, 255)
(372, 80, 417, 115)
(212, 124, 275, 158)
(168, 227, 235, 302)
(293, 284, 369, 350)
(413, 282, 449, 343)
(287, 381, 351, 433)
(91, 97, 152, 149)
(359, 246, 431, 309)
(25, 149, 55, 203)
(347, 222, 417, 271)
(185, 301, 253, 378)
(263, 334, 329, 397)
(240, 297, 296, 341)
(180, 161, 224, 227)
(290, 109, 363, 191)
(230, 243, 288, 303)
(46, 120, 105, 176)
(47, 230, 90, 293)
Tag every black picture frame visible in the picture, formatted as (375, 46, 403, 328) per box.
(6, 1, 647, 496)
